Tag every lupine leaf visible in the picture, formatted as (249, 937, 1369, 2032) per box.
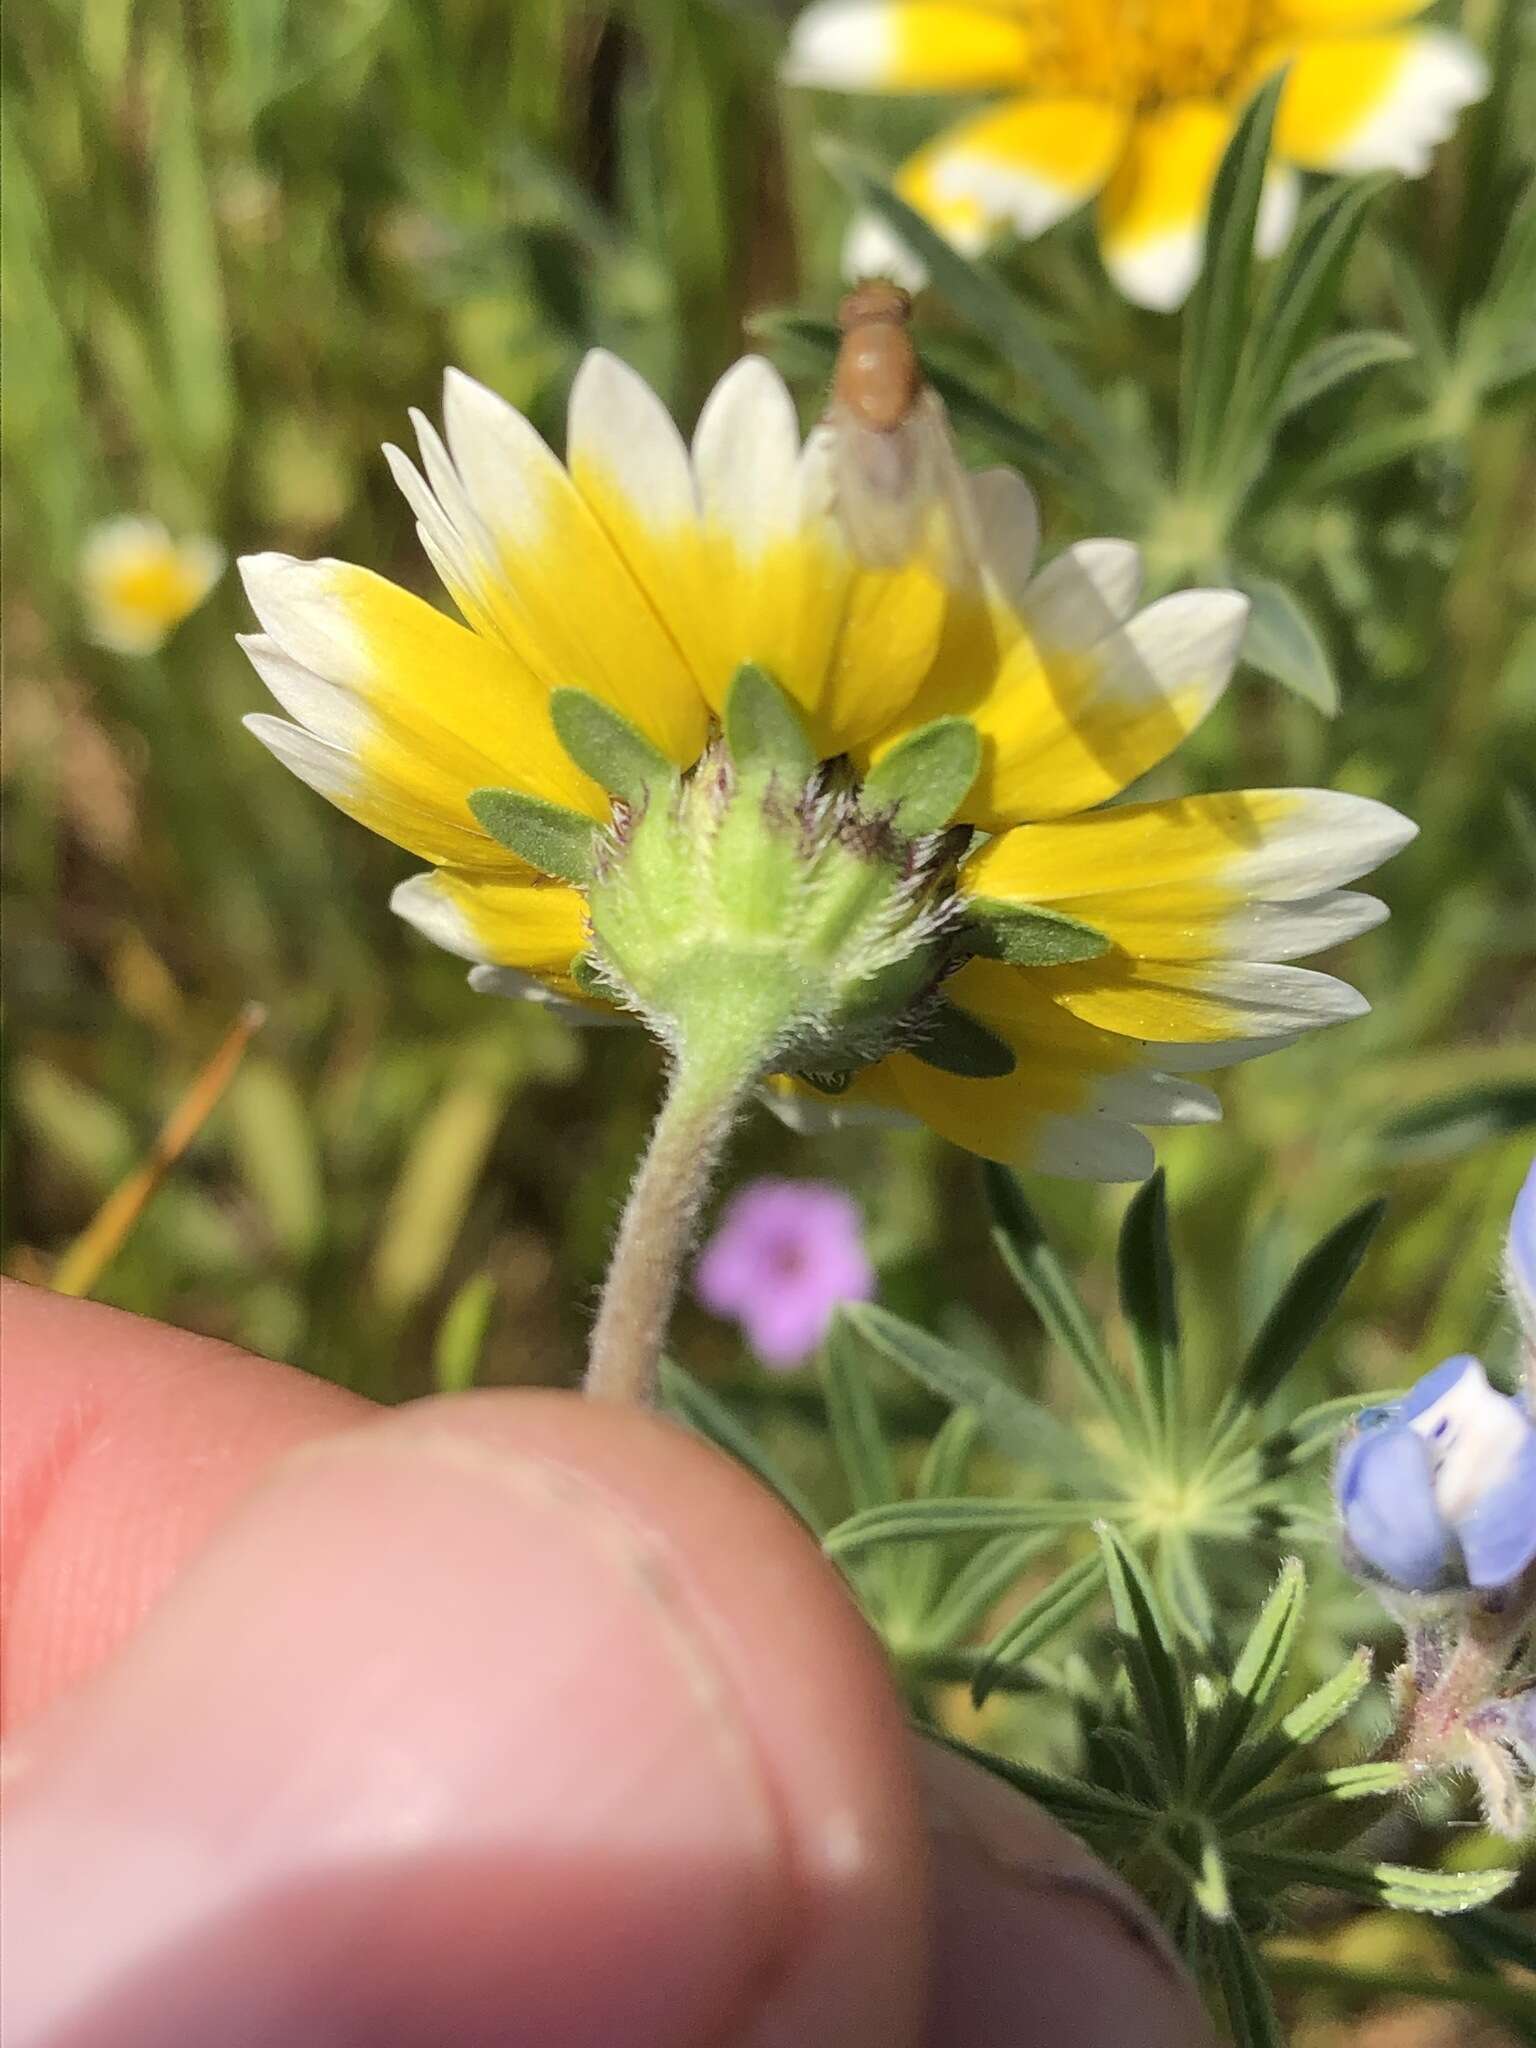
(971, 1550, 1108, 1705)
(722, 662, 816, 785)
(1226, 1761, 1409, 1832)
(1180, 71, 1286, 488)
(468, 788, 598, 884)
(821, 1317, 898, 1515)
(911, 1002, 1017, 1079)
(550, 688, 676, 807)
(1192, 1825, 1233, 1922)
(1233, 1847, 1516, 1915)
(983, 1166, 1138, 1433)
(903, 1407, 982, 1621)
(1238, 1199, 1386, 1409)
(861, 718, 980, 833)
(1194, 1559, 1306, 1794)
(1274, 329, 1413, 425)
(659, 1359, 825, 1535)
(1238, 575, 1340, 716)
(917, 1529, 1057, 1653)
(835, 1303, 1110, 1483)
(1098, 1525, 1188, 1783)
(1448, 1906, 1536, 1976)
(1208, 1922, 1286, 2048)
(936, 1730, 1156, 1828)
(817, 140, 1142, 487)
(1218, 1649, 1374, 1807)
(962, 898, 1111, 967)
(1116, 1170, 1180, 1442)
(825, 1496, 1104, 1556)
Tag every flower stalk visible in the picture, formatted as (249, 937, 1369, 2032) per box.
(584, 1040, 762, 1405)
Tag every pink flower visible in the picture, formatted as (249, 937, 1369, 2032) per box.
(695, 1178, 875, 1368)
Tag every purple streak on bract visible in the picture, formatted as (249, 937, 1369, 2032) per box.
(695, 1177, 875, 1368)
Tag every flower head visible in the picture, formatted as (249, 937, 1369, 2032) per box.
(241, 349, 1413, 1180)
(784, 1, 1487, 309)
(80, 516, 226, 655)
(696, 1177, 875, 1365)
(1336, 1355, 1536, 1594)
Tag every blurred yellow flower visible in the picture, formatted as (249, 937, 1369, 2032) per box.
(79, 516, 226, 656)
(241, 353, 1414, 1180)
(784, 0, 1487, 308)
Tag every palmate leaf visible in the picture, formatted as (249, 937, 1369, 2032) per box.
(658, 1359, 825, 1536)
(1179, 70, 1286, 490)
(834, 1303, 1110, 1485)
(816, 140, 1144, 490)
(971, 1549, 1109, 1704)
(982, 1166, 1139, 1435)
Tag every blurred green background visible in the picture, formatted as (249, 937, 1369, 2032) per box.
(2, 0, 1532, 1417)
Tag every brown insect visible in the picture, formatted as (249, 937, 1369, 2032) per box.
(826, 280, 977, 575)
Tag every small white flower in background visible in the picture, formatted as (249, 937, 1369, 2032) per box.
(78, 516, 226, 656)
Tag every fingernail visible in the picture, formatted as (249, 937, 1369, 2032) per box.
(4, 1422, 789, 2048)
(918, 1746, 1216, 2048)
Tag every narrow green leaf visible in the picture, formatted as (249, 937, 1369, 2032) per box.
(1234, 1847, 1516, 1916)
(903, 1407, 982, 1623)
(825, 1496, 1103, 1557)
(1448, 1906, 1536, 1977)
(1226, 1761, 1408, 1832)
(860, 717, 980, 833)
(723, 662, 816, 785)
(1383, 235, 1452, 385)
(1238, 1199, 1386, 1409)
(917, 1529, 1057, 1652)
(983, 1166, 1138, 1432)
(550, 688, 676, 807)
(1181, 71, 1287, 486)
(1217, 1648, 1373, 1807)
(1238, 575, 1339, 716)
(972, 1550, 1108, 1704)
(817, 141, 1142, 486)
(468, 788, 597, 884)
(911, 1002, 1017, 1080)
(1207, 1923, 1286, 2048)
(1226, 176, 1395, 458)
(936, 1730, 1155, 1828)
(1117, 1170, 1180, 1441)
(821, 1325, 897, 1513)
(1098, 1524, 1188, 1783)
(1274, 329, 1413, 425)
(962, 898, 1111, 966)
(1192, 1825, 1233, 1922)
(833, 1304, 1112, 1484)
(659, 1360, 825, 1536)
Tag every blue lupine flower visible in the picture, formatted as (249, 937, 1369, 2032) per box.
(1507, 1157, 1536, 1351)
(1336, 1354, 1536, 1593)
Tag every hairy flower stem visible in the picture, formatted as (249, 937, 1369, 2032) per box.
(584, 1043, 758, 1405)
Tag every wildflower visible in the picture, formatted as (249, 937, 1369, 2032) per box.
(240, 351, 1413, 1188)
(79, 516, 226, 656)
(783, 0, 1487, 309)
(1336, 1355, 1536, 1593)
(696, 1177, 875, 1366)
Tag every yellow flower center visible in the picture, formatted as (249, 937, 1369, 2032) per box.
(105, 552, 207, 630)
(1020, 0, 1273, 105)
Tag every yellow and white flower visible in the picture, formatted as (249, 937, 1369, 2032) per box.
(241, 352, 1413, 1180)
(784, 0, 1488, 309)
(79, 516, 226, 655)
